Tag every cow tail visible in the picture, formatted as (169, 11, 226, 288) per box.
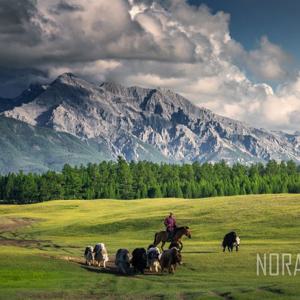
(222, 239, 225, 248)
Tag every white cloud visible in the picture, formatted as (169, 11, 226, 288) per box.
(246, 36, 290, 81)
(1, 0, 299, 132)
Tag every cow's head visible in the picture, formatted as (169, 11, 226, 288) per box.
(173, 248, 182, 265)
(85, 246, 93, 254)
(123, 251, 130, 263)
(235, 236, 240, 251)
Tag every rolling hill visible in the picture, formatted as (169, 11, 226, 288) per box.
(0, 194, 300, 299)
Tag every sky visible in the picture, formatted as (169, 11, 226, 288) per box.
(189, 0, 300, 61)
(1, 0, 300, 132)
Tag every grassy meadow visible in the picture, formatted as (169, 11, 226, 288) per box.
(1, 194, 300, 299)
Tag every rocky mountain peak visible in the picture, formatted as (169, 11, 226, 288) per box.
(51, 72, 91, 90)
(55, 72, 77, 81)
(1, 73, 300, 165)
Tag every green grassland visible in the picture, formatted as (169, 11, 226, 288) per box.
(1, 194, 300, 299)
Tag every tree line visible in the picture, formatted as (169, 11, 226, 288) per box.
(0, 158, 300, 204)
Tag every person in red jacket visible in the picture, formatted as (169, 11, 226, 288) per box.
(164, 212, 176, 240)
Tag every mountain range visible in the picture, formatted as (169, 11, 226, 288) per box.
(0, 72, 299, 173)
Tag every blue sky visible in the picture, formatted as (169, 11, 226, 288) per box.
(190, 0, 299, 66)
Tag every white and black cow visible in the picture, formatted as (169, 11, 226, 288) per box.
(84, 246, 94, 266)
(94, 243, 109, 268)
(146, 245, 161, 273)
(222, 231, 240, 252)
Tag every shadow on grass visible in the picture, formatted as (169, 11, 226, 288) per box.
(58, 255, 179, 277)
(81, 264, 132, 276)
(81, 264, 167, 277)
(258, 285, 285, 295)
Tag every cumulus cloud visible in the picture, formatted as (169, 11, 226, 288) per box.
(0, 0, 299, 132)
(246, 36, 291, 81)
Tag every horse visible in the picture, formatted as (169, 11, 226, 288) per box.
(153, 226, 191, 250)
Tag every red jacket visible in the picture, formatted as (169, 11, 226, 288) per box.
(164, 216, 176, 231)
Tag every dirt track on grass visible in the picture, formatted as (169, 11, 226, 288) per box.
(0, 217, 37, 232)
(0, 217, 47, 248)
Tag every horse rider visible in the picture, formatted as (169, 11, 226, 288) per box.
(164, 212, 176, 240)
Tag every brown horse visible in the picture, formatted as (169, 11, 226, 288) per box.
(153, 226, 191, 250)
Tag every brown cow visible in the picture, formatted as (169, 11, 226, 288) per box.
(160, 247, 182, 274)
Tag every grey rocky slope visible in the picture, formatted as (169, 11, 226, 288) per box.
(2, 73, 300, 168)
(0, 115, 113, 174)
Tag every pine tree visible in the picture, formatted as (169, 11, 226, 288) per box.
(0, 159, 300, 203)
(116, 156, 133, 199)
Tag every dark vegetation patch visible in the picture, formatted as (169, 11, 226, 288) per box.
(178, 291, 206, 299)
(258, 286, 285, 295)
(238, 288, 253, 293)
(55, 205, 80, 210)
(212, 291, 235, 300)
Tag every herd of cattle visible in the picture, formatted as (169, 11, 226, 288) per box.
(83, 231, 240, 275)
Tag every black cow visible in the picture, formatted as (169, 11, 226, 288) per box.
(131, 248, 147, 274)
(222, 231, 240, 252)
(115, 249, 131, 274)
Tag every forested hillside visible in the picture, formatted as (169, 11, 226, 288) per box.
(1, 158, 300, 204)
